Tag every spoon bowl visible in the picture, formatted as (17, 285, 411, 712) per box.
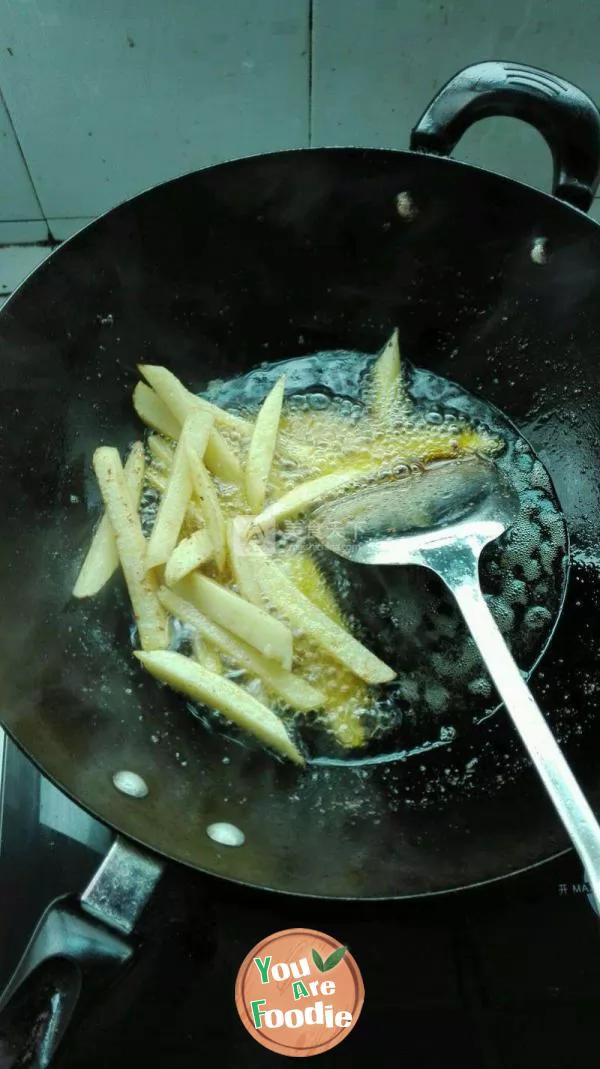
(309, 456, 520, 567)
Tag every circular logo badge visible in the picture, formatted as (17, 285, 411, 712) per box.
(235, 928, 364, 1058)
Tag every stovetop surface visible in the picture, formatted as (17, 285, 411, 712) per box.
(1, 731, 599, 1069)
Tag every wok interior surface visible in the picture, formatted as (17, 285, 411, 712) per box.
(1, 148, 600, 899)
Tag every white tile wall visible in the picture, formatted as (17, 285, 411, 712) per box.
(47, 218, 96, 241)
(0, 244, 51, 295)
(0, 220, 48, 243)
(0, 0, 309, 221)
(0, 92, 44, 224)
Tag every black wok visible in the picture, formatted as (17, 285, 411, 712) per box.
(2, 59, 600, 1063)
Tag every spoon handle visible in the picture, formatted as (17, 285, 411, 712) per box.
(448, 570, 600, 910)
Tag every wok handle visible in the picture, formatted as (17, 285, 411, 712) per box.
(0, 837, 163, 1068)
(0, 896, 132, 1069)
(410, 61, 600, 212)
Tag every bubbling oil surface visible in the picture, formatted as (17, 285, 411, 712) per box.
(201, 350, 568, 764)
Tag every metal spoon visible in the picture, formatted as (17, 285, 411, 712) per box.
(309, 455, 600, 908)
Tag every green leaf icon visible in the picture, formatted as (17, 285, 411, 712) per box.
(323, 946, 349, 971)
(311, 948, 326, 972)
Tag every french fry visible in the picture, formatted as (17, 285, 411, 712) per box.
(145, 465, 206, 532)
(147, 434, 174, 467)
(147, 424, 245, 485)
(245, 375, 285, 512)
(92, 447, 169, 650)
(145, 464, 167, 492)
(243, 537, 395, 684)
(138, 364, 252, 435)
(227, 517, 264, 607)
(165, 529, 213, 586)
(279, 552, 346, 625)
(277, 553, 368, 749)
(159, 586, 322, 711)
(180, 572, 294, 670)
(191, 633, 223, 675)
(147, 414, 212, 470)
(185, 410, 214, 459)
(145, 437, 192, 570)
(203, 427, 243, 485)
(185, 446, 226, 571)
(145, 412, 213, 570)
(73, 442, 145, 598)
(133, 382, 180, 439)
(250, 467, 371, 533)
(135, 650, 304, 765)
(147, 402, 243, 488)
(368, 328, 408, 421)
(138, 364, 245, 485)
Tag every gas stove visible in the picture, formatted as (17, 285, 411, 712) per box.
(1, 729, 599, 1069)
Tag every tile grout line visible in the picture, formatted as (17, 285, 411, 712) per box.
(0, 87, 48, 233)
(307, 0, 314, 147)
